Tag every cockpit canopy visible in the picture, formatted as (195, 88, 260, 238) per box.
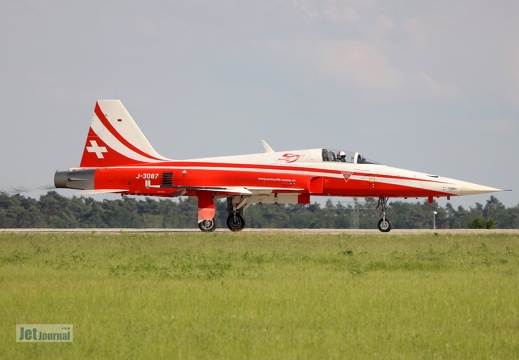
(322, 149, 380, 164)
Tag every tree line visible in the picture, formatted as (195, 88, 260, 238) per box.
(1, 191, 517, 229)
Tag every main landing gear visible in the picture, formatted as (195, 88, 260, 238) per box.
(197, 195, 249, 232)
(377, 197, 392, 232)
(227, 213, 245, 232)
(198, 219, 216, 232)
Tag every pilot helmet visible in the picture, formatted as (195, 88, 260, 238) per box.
(337, 150, 346, 160)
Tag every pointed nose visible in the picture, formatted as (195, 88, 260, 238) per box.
(457, 181, 502, 196)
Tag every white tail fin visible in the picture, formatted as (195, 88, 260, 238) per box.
(80, 100, 169, 167)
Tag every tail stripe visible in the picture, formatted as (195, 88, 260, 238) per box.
(94, 103, 164, 162)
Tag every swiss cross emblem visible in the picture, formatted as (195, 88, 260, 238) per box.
(86, 140, 108, 159)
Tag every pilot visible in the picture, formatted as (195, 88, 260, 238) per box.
(337, 151, 346, 162)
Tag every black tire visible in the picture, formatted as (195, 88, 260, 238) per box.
(198, 219, 216, 232)
(226, 214, 245, 232)
(377, 218, 392, 232)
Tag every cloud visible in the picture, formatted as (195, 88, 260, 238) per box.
(376, 15, 395, 36)
(322, 4, 360, 24)
(289, 0, 360, 24)
(252, 38, 404, 91)
(507, 48, 519, 107)
(252, 36, 469, 102)
(318, 41, 402, 89)
(289, 0, 321, 18)
(446, 117, 518, 136)
(415, 72, 464, 100)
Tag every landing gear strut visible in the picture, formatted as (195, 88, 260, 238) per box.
(226, 196, 249, 232)
(377, 197, 392, 232)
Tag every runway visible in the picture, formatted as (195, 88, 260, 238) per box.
(1, 228, 519, 234)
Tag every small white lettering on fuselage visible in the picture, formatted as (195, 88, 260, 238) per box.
(136, 173, 159, 180)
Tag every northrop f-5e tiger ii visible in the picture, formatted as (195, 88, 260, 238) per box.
(54, 100, 502, 232)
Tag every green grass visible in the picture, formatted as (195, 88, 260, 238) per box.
(1, 232, 518, 359)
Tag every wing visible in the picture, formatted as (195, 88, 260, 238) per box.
(77, 189, 129, 195)
(177, 185, 309, 205)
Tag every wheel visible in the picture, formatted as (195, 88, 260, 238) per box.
(226, 214, 245, 232)
(198, 219, 216, 232)
(377, 218, 392, 232)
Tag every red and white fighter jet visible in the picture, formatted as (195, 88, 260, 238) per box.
(55, 100, 502, 232)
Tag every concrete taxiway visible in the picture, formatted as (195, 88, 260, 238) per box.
(1, 228, 519, 234)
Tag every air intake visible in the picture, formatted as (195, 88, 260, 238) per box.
(161, 172, 173, 188)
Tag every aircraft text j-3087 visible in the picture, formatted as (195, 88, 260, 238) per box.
(54, 100, 503, 232)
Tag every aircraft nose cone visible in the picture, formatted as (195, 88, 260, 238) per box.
(457, 181, 502, 196)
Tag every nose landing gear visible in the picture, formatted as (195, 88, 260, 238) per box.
(377, 197, 392, 232)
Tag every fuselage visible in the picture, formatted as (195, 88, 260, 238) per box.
(56, 148, 499, 203)
(54, 99, 503, 232)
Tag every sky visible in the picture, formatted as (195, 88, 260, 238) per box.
(1, 0, 518, 209)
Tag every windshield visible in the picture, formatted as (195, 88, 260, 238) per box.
(322, 149, 380, 164)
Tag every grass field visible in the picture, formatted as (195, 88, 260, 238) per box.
(1, 232, 518, 359)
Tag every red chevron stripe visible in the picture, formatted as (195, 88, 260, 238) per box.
(94, 102, 163, 162)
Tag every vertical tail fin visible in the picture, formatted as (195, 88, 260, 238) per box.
(79, 100, 170, 167)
